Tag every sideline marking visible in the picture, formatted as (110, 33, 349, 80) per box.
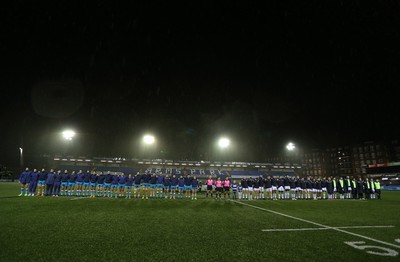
(262, 225, 395, 232)
(232, 200, 400, 249)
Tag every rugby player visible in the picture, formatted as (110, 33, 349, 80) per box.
(18, 168, 31, 196)
(36, 168, 47, 196)
(60, 170, 69, 196)
(191, 176, 199, 200)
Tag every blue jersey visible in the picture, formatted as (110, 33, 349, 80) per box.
(142, 174, 151, 183)
(83, 173, 91, 182)
(25, 173, 31, 183)
(69, 174, 77, 183)
(157, 175, 164, 184)
(112, 175, 119, 184)
(178, 178, 185, 187)
(30, 172, 39, 182)
(126, 177, 133, 186)
(54, 173, 62, 183)
(150, 176, 157, 184)
(46, 172, 55, 184)
(192, 179, 199, 187)
(184, 177, 192, 186)
(163, 177, 170, 186)
(76, 173, 85, 182)
(90, 174, 97, 183)
(134, 175, 142, 184)
(19, 171, 31, 183)
(232, 184, 238, 192)
(119, 176, 127, 184)
(97, 175, 105, 184)
(170, 177, 178, 186)
(61, 173, 70, 182)
(38, 172, 47, 181)
(283, 178, 290, 187)
(104, 173, 113, 183)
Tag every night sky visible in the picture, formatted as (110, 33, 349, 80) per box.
(1, 1, 400, 166)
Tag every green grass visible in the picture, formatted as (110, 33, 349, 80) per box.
(1, 182, 400, 261)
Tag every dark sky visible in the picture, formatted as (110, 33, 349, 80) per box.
(1, 1, 400, 166)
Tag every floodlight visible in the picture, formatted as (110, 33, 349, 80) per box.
(143, 135, 155, 145)
(62, 130, 76, 140)
(218, 138, 230, 148)
(286, 142, 295, 151)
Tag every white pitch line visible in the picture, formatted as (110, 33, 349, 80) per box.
(263, 228, 329, 232)
(336, 225, 395, 229)
(262, 226, 395, 232)
(232, 200, 400, 249)
(70, 197, 91, 201)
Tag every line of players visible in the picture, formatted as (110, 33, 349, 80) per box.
(18, 168, 382, 200)
(232, 176, 382, 200)
(18, 168, 202, 200)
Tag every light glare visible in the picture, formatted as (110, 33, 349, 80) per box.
(218, 138, 230, 148)
(286, 142, 295, 151)
(143, 135, 155, 145)
(62, 130, 75, 140)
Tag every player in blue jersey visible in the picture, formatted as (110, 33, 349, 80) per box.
(290, 177, 297, 200)
(68, 171, 77, 196)
(82, 170, 91, 196)
(125, 174, 133, 199)
(149, 174, 158, 199)
(118, 173, 127, 198)
(75, 170, 84, 196)
(271, 177, 278, 200)
(53, 170, 62, 197)
(232, 180, 238, 200)
(18, 168, 31, 196)
(295, 176, 302, 200)
(163, 175, 170, 199)
(133, 172, 142, 198)
(241, 178, 248, 200)
(238, 183, 243, 200)
(156, 172, 164, 198)
(36, 168, 47, 196)
(96, 172, 105, 197)
(177, 175, 185, 199)
(111, 172, 119, 198)
(45, 169, 55, 196)
(89, 171, 98, 198)
(28, 169, 39, 196)
(191, 176, 199, 200)
(264, 176, 272, 200)
(170, 175, 178, 199)
(60, 170, 70, 196)
(141, 173, 151, 199)
(104, 171, 113, 197)
(259, 175, 265, 200)
(184, 175, 193, 199)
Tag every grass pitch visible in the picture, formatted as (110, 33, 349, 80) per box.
(1, 182, 400, 261)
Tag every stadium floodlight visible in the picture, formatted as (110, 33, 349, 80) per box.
(143, 134, 155, 145)
(218, 137, 230, 149)
(62, 130, 76, 140)
(286, 142, 295, 151)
